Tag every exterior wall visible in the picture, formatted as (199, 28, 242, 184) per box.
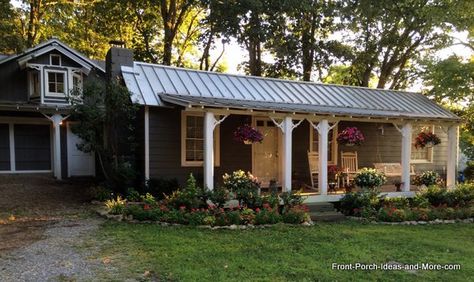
(0, 123, 10, 170)
(147, 107, 251, 186)
(146, 110, 451, 188)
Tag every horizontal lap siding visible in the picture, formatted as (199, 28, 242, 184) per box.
(148, 108, 251, 187)
(0, 124, 10, 170)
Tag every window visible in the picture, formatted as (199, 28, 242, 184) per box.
(181, 112, 220, 166)
(72, 73, 83, 93)
(310, 124, 338, 164)
(411, 125, 434, 163)
(28, 71, 40, 97)
(50, 54, 61, 66)
(46, 70, 66, 96)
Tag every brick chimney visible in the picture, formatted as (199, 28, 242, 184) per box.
(105, 40, 134, 81)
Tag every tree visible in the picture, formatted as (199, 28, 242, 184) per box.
(71, 79, 138, 192)
(0, 0, 22, 53)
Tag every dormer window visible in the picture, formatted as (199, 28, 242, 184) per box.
(28, 71, 40, 97)
(50, 54, 61, 66)
(45, 70, 66, 97)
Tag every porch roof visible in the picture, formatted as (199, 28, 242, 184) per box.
(122, 62, 460, 122)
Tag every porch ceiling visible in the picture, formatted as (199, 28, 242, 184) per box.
(122, 62, 460, 122)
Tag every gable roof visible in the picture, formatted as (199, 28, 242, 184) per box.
(0, 38, 105, 73)
(122, 62, 460, 122)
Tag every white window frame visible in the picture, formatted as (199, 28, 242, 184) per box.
(309, 124, 338, 165)
(50, 54, 62, 66)
(45, 69, 67, 97)
(181, 111, 220, 167)
(72, 72, 83, 93)
(411, 124, 434, 164)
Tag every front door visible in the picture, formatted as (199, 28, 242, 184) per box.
(67, 123, 95, 177)
(253, 118, 280, 186)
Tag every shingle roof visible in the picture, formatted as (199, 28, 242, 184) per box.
(122, 62, 460, 121)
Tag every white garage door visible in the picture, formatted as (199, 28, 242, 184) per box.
(67, 124, 95, 177)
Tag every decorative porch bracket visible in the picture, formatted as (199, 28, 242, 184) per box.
(204, 112, 228, 190)
(393, 122, 412, 192)
(43, 113, 70, 180)
(307, 119, 338, 195)
(269, 116, 303, 192)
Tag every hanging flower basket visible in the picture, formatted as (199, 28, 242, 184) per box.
(337, 127, 365, 146)
(415, 131, 441, 149)
(234, 124, 264, 144)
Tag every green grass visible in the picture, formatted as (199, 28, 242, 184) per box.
(93, 221, 474, 281)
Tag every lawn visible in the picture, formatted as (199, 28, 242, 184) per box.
(93, 221, 474, 281)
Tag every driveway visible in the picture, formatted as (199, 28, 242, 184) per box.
(0, 174, 105, 281)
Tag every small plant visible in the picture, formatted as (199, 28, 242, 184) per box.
(282, 205, 310, 224)
(223, 170, 260, 207)
(414, 131, 441, 149)
(413, 171, 441, 187)
(233, 124, 264, 144)
(88, 185, 113, 201)
(239, 208, 256, 224)
(337, 127, 365, 146)
(354, 168, 387, 189)
(165, 174, 206, 210)
(126, 188, 141, 202)
(141, 193, 156, 206)
(254, 208, 282, 225)
(105, 196, 126, 215)
(280, 191, 306, 213)
(207, 186, 232, 208)
(338, 190, 381, 216)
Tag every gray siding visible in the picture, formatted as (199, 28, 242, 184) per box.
(0, 124, 10, 170)
(14, 124, 51, 170)
(0, 59, 28, 102)
(148, 107, 251, 186)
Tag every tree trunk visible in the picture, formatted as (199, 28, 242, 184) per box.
(247, 12, 262, 76)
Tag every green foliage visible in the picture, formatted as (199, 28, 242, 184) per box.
(413, 171, 442, 187)
(165, 174, 206, 210)
(465, 161, 474, 181)
(105, 196, 127, 215)
(140, 193, 157, 206)
(207, 186, 232, 208)
(88, 185, 113, 201)
(222, 170, 260, 208)
(254, 208, 282, 225)
(279, 191, 305, 213)
(338, 190, 381, 216)
(146, 177, 179, 200)
(353, 168, 387, 189)
(282, 205, 310, 224)
(126, 188, 141, 202)
(382, 197, 410, 209)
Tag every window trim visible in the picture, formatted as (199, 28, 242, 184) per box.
(411, 124, 434, 164)
(50, 54, 62, 66)
(28, 71, 40, 98)
(45, 69, 67, 97)
(181, 111, 220, 167)
(309, 124, 338, 165)
(72, 72, 83, 93)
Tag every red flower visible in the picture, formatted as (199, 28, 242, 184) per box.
(179, 205, 186, 211)
(143, 204, 151, 210)
(255, 208, 260, 213)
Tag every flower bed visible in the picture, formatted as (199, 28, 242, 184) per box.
(337, 183, 474, 223)
(101, 171, 312, 228)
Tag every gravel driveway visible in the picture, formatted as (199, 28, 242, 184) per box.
(0, 175, 106, 281)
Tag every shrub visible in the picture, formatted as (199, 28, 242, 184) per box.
(410, 194, 431, 208)
(240, 208, 256, 224)
(222, 170, 260, 208)
(105, 196, 126, 215)
(126, 188, 141, 202)
(140, 193, 157, 206)
(214, 209, 241, 226)
(417, 186, 447, 206)
(165, 174, 206, 210)
(338, 190, 381, 216)
(447, 183, 474, 207)
(254, 208, 282, 225)
(354, 168, 386, 189)
(88, 185, 113, 201)
(146, 177, 179, 200)
(207, 186, 232, 208)
(413, 171, 441, 187)
(280, 191, 305, 213)
(382, 197, 410, 209)
(124, 205, 163, 221)
(282, 205, 310, 224)
(186, 209, 211, 226)
(464, 161, 474, 181)
(376, 207, 407, 222)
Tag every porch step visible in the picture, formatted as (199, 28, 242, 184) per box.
(310, 211, 346, 222)
(306, 202, 337, 213)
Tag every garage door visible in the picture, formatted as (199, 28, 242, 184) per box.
(0, 124, 10, 171)
(14, 124, 51, 171)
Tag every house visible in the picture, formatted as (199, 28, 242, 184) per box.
(0, 39, 461, 202)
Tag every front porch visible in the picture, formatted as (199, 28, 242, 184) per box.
(144, 105, 459, 203)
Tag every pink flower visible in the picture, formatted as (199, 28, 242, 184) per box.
(255, 208, 260, 213)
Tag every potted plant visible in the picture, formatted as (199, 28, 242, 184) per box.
(413, 171, 441, 187)
(414, 131, 441, 149)
(233, 124, 264, 144)
(392, 180, 403, 192)
(337, 127, 365, 146)
(328, 165, 341, 192)
(353, 168, 387, 190)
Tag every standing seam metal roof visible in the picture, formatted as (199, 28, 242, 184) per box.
(122, 62, 460, 121)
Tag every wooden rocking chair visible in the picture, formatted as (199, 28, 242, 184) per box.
(307, 151, 319, 191)
(341, 151, 358, 187)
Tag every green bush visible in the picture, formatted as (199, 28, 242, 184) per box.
(207, 186, 232, 208)
(88, 185, 113, 201)
(338, 190, 381, 216)
(165, 174, 207, 210)
(376, 207, 407, 222)
(382, 197, 410, 209)
(354, 168, 387, 189)
(126, 188, 141, 202)
(223, 170, 260, 208)
(254, 208, 282, 225)
(464, 161, 474, 181)
(124, 205, 163, 221)
(417, 186, 448, 206)
(214, 210, 241, 226)
(140, 193, 157, 206)
(282, 205, 310, 224)
(240, 208, 256, 224)
(413, 171, 441, 187)
(447, 183, 474, 207)
(279, 191, 305, 213)
(105, 196, 126, 215)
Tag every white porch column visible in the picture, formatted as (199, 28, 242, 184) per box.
(51, 114, 63, 180)
(401, 123, 412, 192)
(446, 124, 458, 188)
(282, 116, 293, 192)
(317, 120, 329, 195)
(144, 106, 150, 180)
(204, 111, 215, 190)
